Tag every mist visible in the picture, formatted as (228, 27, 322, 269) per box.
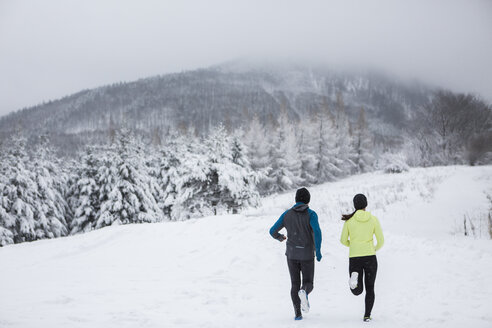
(1, 0, 491, 117)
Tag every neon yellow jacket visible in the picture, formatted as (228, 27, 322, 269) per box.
(340, 210, 384, 258)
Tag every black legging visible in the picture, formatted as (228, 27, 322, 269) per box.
(349, 255, 378, 318)
(287, 258, 315, 314)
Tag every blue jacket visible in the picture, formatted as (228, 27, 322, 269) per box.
(270, 202, 322, 261)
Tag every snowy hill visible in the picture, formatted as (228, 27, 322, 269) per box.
(1, 166, 491, 328)
(0, 62, 431, 155)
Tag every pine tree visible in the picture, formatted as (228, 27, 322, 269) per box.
(297, 123, 317, 185)
(353, 107, 375, 173)
(334, 93, 357, 176)
(69, 146, 101, 234)
(203, 124, 260, 215)
(170, 136, 211, 220)
(225, 131, 260, 212)
(96, 128, 162, 228)
(152, 135, 193, 220)
(0, 141, 15, 245)
(265, 112, 302, 193)
(0, 135, 37, 244)
(243, 115, 270, 193)
(313, 111, 342, 183)
(231, 132, 247, 167)
(0, 222, 13, 246)
(29, 135, 69, 239)
(335, 116, 357, 175)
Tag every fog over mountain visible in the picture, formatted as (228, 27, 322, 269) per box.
(1, 0, 491, 116)
(0, 61, 432, 151)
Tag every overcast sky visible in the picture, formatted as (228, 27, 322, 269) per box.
(1, 0, 491, 117)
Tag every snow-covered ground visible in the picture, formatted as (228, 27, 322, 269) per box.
(1, 166, 491, 328)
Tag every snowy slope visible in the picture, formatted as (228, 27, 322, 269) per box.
(1, 166, 491, 328)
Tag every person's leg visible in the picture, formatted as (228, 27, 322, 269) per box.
(363, 256, 378, 318)
(287, 258, 302, 316)
(349, 257, 364, 296)
(300, 259, 315, 294)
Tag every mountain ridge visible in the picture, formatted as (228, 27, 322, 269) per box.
(0, 61, 434, 153)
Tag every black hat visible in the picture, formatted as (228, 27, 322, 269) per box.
(295, 188, 310, 204)
(353, 194, 367, 210)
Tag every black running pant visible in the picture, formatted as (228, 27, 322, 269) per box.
(349, 255, 378, 318)
(287, 258, 314, 313)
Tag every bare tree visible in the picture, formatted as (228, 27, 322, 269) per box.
(420, 90, 492, 164)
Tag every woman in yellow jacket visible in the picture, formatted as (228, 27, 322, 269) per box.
(340, 194, 384, 322)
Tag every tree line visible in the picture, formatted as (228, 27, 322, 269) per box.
(0, 102, 376, 246)
(0, 90, 490, 246)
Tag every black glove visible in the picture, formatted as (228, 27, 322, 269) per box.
(276, 234, 286, 242)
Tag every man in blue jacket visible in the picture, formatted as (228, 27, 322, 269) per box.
(269, 187, 322, 321)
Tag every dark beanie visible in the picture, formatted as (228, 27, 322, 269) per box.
(353, 194, 367, 210)
(295, 188, 310, 204)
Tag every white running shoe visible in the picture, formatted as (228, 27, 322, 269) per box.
(298, 289, 310, 313)
(349, 272, 359, 289)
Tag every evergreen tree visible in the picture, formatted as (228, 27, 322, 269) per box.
(69, 146, 101, 234)
(231, 131, 247, 167)
(313, 111, 342, 183)
(265, 112, 302, 193)
(152, 135, 194, 220)
(0, 135, 37, 244)
(29, 136, 69, 239)
(0, 141, 15, 246)
(96, 128, 162, 228)
(224, 131, 260, 212)
(170, 136, 211, 220)
(297, 122, 318, 185)
(244, 115, 270, 194)
(353, 107, 375, 173)
(0, 222, 13, 246)
(333, 93, 357, 176)
(203, 124, 260, 215)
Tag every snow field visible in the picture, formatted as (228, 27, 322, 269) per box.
(0, 166, 491, 328)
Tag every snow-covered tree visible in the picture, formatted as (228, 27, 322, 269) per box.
(231, 131, 247, 167)
(0, 135, 37, 244)
(297, 120, 318, 185)
(170, 137, 211, 220)
(0, 141, 15, 245)
(150, 134, 201, 220)
(202, 124, 259, 215)
(353, 107, 375, 173)
(336, 116, 357, 175)
(332, 94, 357, 176)
(0, 223, 13, 246)
(244, 115, 271, 193)
(29, 136, 69, 239)
(377, 152, 410, 173)
(224, 131, 260, 211)
(313, 112, 343, 183)
(96, 128, 162, 228)
(69, 146, 101, 234)
(265, 112, 302, 193)
(151, 126, 260, 220)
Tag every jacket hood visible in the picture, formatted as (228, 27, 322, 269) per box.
(293, 203, 309, 212)
(353, 210, 371, 222)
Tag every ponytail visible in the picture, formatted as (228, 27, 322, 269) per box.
(341, 210, 357, 221)
(342, 194, 367, 220)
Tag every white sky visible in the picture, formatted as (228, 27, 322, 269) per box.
(1, 0, 491, 117)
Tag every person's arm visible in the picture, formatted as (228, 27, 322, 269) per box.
(374, 216, 384, 251)
(309, 210, 322, 261)
(269, 211, 287, 241)
(340, 221, 350, 247)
